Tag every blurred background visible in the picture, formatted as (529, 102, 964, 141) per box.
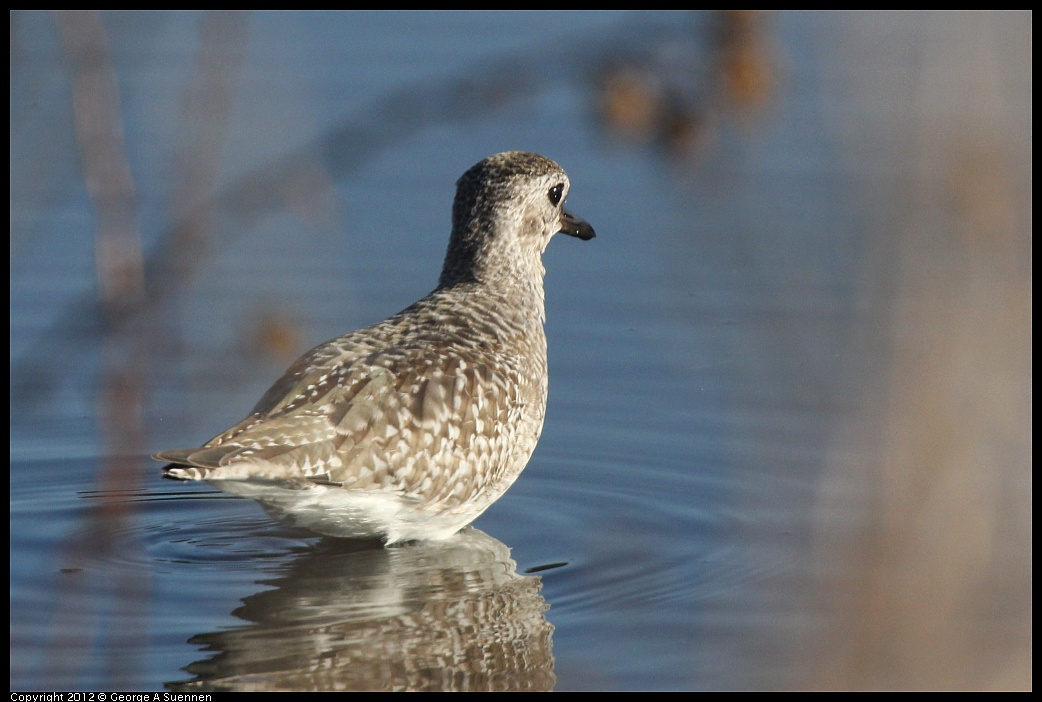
(10, 11, 1031, 691)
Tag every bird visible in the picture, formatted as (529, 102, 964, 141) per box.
(154, 151, 595, 544)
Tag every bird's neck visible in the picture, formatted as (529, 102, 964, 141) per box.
(436, 267, 547, 327)
(438, 229, 548, 325)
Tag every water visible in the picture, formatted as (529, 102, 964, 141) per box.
(10, 11, 1031, 691)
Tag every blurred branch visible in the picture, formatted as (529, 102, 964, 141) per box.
(52, 9, 145, 326)
(10, 14, 687, 415)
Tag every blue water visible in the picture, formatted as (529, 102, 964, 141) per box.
(11, 10, 1031, 691)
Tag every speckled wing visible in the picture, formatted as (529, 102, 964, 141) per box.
(157, 343, 517, 507)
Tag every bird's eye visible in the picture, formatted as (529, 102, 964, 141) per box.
(548, 183, 564, 207)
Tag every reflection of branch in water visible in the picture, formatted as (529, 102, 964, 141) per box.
(36, 11, 251, 691)
(11, 10, 250, 413)
(53, 9, 145, 327)
(165, 11, 250, 282)
(594, 10, 776, 158)
(45, 10, 150, 690)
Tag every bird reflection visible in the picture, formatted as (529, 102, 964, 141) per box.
(166, 528, 555, 692)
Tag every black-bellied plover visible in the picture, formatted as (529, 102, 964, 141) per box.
(155, 151, 594, 543)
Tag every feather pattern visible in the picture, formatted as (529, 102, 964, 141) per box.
(154, 151, 594, 543)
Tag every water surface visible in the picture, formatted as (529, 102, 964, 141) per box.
(11, 10, 1031, 691)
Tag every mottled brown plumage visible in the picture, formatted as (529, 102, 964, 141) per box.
(155, 151, 594, 543)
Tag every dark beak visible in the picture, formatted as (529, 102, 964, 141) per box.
(559, 209, 596, 241)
